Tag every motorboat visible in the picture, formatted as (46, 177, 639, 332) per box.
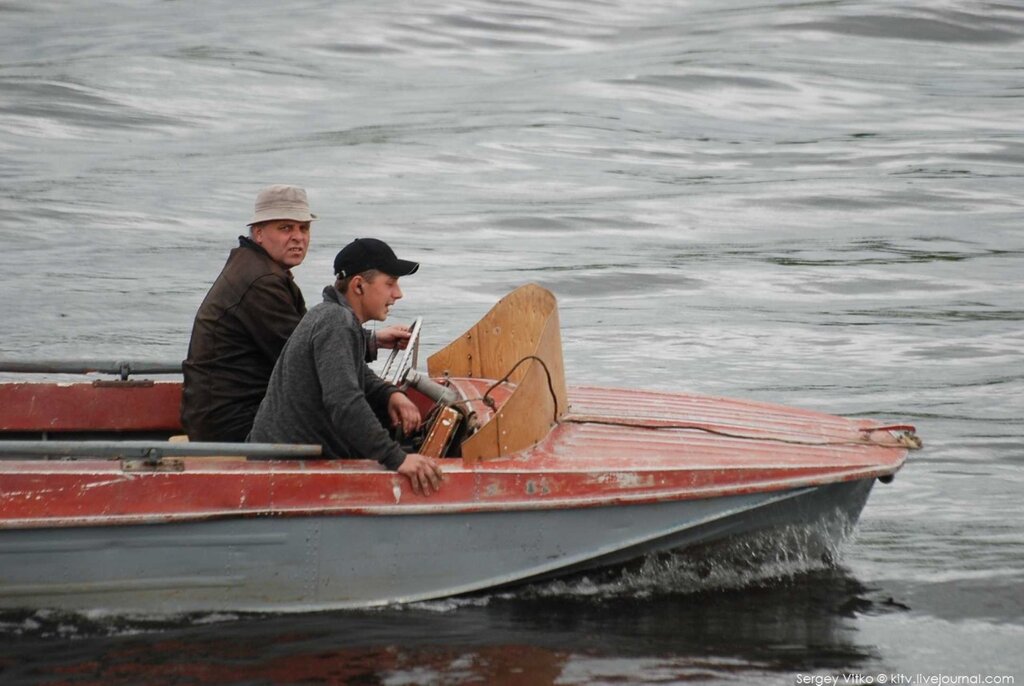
(0, 284, 919, 614)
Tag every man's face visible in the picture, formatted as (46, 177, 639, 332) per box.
(358, 273, 403, 322)
(251, 220, 311, 269)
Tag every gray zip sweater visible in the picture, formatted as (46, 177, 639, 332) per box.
(247, 286, 406, 469)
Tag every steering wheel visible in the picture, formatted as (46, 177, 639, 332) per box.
(381, 317, 422, 387)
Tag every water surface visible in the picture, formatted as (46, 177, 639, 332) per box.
(0, 0, 1022, 683)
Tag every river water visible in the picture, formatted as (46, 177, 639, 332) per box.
(1, 1, 1022, 684)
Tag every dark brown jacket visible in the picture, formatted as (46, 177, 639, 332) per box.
(180, 237, 306, 441)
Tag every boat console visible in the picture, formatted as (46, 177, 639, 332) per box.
(376, 283, 569, 462)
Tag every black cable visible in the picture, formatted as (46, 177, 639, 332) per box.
(482, 355, 560, 423)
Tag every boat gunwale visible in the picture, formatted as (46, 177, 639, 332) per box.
(0, 458, 903, 530)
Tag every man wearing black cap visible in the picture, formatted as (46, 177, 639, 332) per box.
(248, 238, 444, 496)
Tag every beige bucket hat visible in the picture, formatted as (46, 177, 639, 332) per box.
(247, 184, 317, 225)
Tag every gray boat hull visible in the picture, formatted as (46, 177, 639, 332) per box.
(0, 479, 874, 614)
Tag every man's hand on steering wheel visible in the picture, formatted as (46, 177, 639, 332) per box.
(376, 324, 412, 350)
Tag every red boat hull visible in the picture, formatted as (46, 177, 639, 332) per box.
(0, 380, 907, 528)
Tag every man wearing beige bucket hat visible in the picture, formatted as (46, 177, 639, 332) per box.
(180, 185, 411, 442)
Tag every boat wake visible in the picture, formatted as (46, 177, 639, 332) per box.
(511, 517, 856, 601)
(0, 607, 228, 640)
(401, 517, 859, 618)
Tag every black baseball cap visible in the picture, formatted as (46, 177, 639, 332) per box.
(334, 238, 419, 279)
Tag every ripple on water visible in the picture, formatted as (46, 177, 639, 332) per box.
(779, 11, 1023, 45)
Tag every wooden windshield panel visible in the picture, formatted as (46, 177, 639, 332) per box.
(428, 284, 568, 463)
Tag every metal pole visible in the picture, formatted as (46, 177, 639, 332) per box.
(0, 360, 182, 377)
(0, 441, 322, 460)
